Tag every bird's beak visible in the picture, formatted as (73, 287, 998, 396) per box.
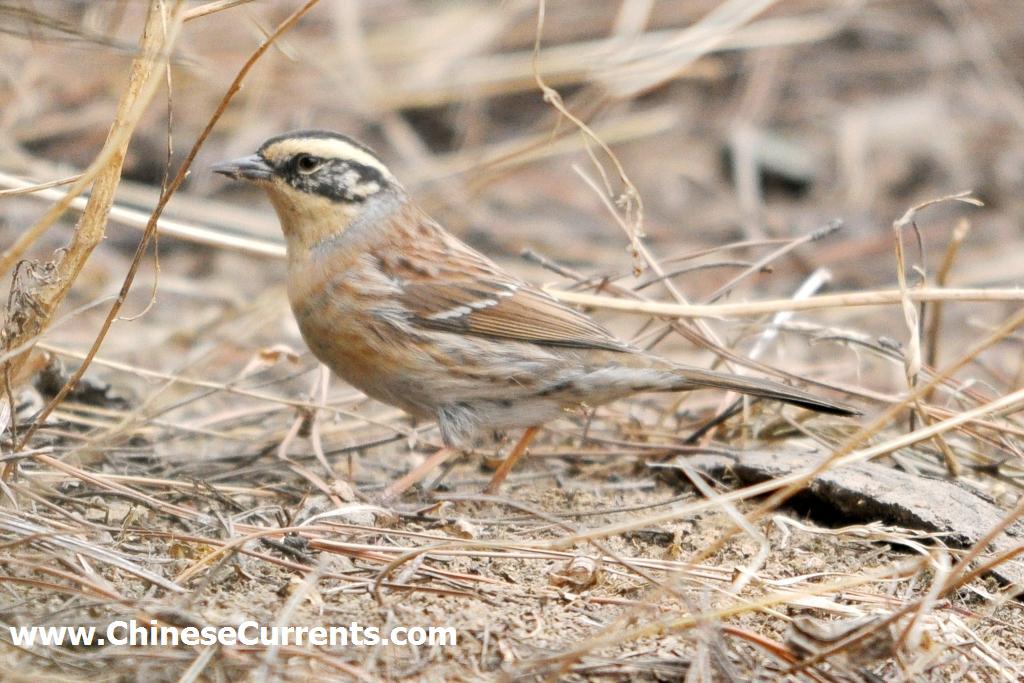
(211, 154, 273, 182)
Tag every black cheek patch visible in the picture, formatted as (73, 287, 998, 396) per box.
(285, 160, 388, 204)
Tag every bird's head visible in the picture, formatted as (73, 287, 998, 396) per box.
(213, 130, 403, 251)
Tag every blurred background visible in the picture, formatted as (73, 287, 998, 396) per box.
(3, 1, 1022, 370)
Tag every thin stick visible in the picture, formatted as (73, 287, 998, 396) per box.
(546, 286, 1024, 318)
(183, 0, 254, 21)
(0, 170, 285, 258)
(926, 218, 971, 371)
(0, 173, 83, 197)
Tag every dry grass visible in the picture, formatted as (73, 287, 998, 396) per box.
(2, 0, 1024, 680)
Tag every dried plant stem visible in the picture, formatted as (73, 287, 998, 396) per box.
(680, 302, 1024, 571)
(13, 0, 323, 450)
(0, 3, 180, 276)
(891, 197, 974, 475)
(942, 493, 1024, 593)
(522, 558, 922, 675)
(0, 170, 285, 258)
(1, 0, 185, 382)
(183, 0, 254, 21)
(547, 286, 1024, 318)
(0, 173, 82, 197)
(926, 219, 971, 372)
(638, 305, 1024, 634)
(552, 306, 1024, 549)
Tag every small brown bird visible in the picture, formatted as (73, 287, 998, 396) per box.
(213, 130, 854, 500)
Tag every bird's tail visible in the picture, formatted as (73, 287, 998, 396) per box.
(667, 366, 858, 416)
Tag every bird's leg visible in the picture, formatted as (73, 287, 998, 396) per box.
(379, 447, 456, 503)
(484, 426, 539, 495)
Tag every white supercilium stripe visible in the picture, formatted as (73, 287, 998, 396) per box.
(263, 138, 395, 180)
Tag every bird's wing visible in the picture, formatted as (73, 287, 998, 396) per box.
(373, 222, 630, 352)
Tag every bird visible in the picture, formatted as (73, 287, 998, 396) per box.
(212, 130, 855, 501)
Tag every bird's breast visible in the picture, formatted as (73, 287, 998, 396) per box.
(286, 256, 432, 417)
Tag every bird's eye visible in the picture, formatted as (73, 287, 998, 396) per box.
(295, 154, 322, 174)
